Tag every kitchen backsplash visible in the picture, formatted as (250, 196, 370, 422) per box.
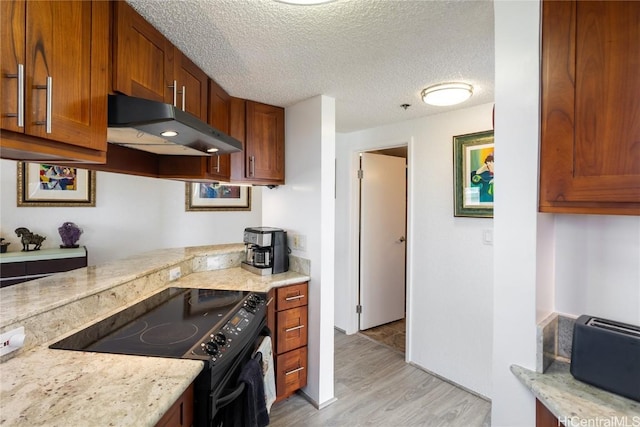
(537, 313, 577, 373)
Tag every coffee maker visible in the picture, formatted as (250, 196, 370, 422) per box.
(242, 227, 289, 275)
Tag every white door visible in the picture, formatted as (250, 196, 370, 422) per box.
(359, 152, 406, 330)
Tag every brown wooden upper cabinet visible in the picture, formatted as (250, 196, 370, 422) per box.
(0, 0, 109, 163)
(540, 0, 640, 215)
(230, 98, 285, 185)
(207, 79, 232, 181)
(112, 1, 208, 122)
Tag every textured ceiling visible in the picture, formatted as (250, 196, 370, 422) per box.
(127, 0, 495, 133)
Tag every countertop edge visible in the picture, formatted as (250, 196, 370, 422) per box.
(511, 362, 640, 422)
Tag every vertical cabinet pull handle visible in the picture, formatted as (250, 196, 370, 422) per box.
(35, 76, 53, 133)
(168, 80, 177, 107)
(181, 85, 186, 111)
(250, 156, 255, 177)
(17, 64, 24, 127)
(5, 64, 24, 127)
(215, 154, 220, 173)
(45, 76, 52, 133)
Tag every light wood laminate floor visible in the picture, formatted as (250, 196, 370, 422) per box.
(269, 330, 491, 427)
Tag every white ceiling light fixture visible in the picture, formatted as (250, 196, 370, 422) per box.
(421, 82, 474, 106)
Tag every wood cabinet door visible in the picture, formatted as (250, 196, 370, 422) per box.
(540, 0, 640, 215)
(23, 1, 108, 151)
(1, 0, 25, 133)
(229, 97, 248, 181)
(113, 1, 172, 103)
(245, 101, 285, 183)
(207, 79, 231, 180)
(174, 52, 208, 122)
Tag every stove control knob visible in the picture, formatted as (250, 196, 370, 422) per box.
(213, 332, 227, 345)
(249, 294, 263, 303)
(204, 341, 219, 356)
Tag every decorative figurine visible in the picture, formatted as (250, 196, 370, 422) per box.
(14, 227, 46, 251)
(58, 222, 83, 248)
(0, 238, 9, 253)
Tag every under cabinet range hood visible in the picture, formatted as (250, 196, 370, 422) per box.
(107, 94, 242, 156)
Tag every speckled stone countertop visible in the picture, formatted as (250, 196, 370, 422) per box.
(0, 244, 310, 427)
(511, 362, 640, 423)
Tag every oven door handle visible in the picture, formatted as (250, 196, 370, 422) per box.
(214, 351, 263, 410)
(215, 383, 245, 409)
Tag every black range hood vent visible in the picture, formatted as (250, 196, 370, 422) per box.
(107, 94, 242, 156)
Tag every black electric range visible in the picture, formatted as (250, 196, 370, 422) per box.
(50, 287, 269, 426)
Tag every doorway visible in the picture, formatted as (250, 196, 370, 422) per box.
(357, 146, 408, 354)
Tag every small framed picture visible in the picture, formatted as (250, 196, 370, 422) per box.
(453, 130, 494, 218)
(185, 183, 251, 211)
(17, 162, 96, 207)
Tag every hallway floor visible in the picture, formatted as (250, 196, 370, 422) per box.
(359, 318, 406, 353)
(269, 329, 491, 426)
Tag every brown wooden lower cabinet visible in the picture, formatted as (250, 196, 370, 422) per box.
(155, 383, 194, 427)
(270, 282, 309, 401)
(536, 399, 564, 427)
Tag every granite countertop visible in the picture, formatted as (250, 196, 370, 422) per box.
(511, 361, 640, 423)
(0, 244, 310, 426)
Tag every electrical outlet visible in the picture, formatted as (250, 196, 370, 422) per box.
(169, 267, 181, 281)
(0, 326, 25, 356)
(297, 234, 306, 251)
(292, 234, 300, 249)
(207, 257, 216, 270)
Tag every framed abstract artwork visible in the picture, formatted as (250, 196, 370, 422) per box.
(185, 183, 251, 211)
(17, 162, 96, 207)
(453, 130, 494, 218)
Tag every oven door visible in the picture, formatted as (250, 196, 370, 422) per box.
(194, 319, 268, 427)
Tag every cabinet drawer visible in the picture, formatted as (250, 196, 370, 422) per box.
(276, 347, 307, 398)
(276, 306, 307, 354)
(276, 282, 308, 311)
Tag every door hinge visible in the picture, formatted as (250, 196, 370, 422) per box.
(356, 304, 362, 314)
(357, 169, 363, 179)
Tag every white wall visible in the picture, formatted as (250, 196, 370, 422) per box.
(0, 159, 262, 265)
(335, 102, 494, 398)
(554, 215, 640, 325)
(492, 1, 542, 424)
(262, 95, 336, 407)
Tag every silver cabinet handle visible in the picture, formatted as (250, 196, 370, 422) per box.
(285, 324, 305, 333)
(5, 64, 25, 127)
(266, 297, 274, 306)
(181, 85, 185, 111)
(17, 64, 24, 127)
(285, 295, 305, 301)
(215, 154, 220, 173)
(168, 80, 177, 107)
(35, 76, 52, 133)
(284, 366, 305, 376)
(249, 155, 255, 177)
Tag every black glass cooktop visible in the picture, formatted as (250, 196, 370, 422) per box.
(51, 288, 249, 358)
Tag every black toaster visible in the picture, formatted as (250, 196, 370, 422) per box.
(570, 315, 640, 402)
